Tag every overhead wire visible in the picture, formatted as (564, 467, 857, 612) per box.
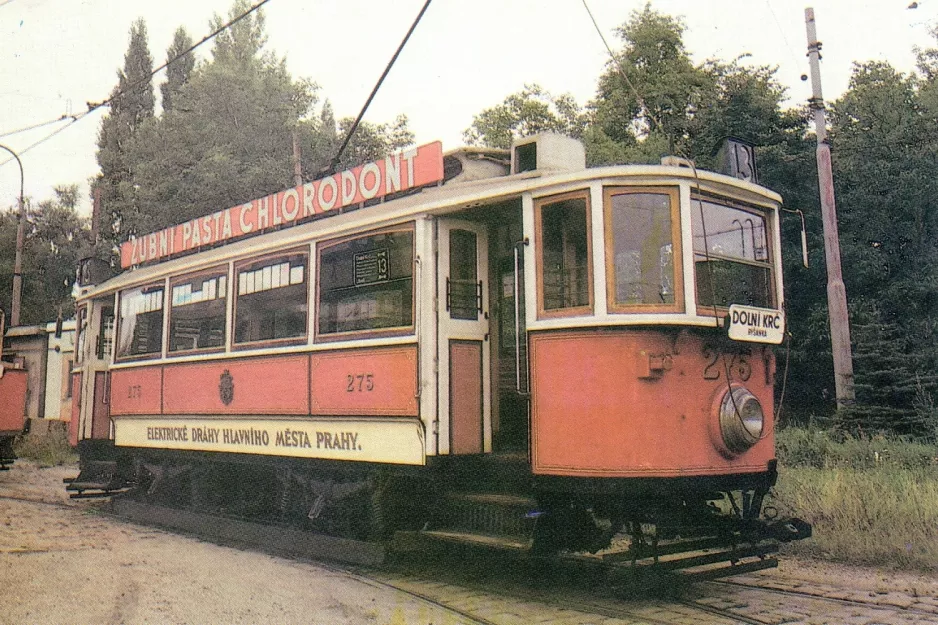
(0, 115, 75, 140)
(0, 0, 274, 171)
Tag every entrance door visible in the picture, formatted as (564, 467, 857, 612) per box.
(437, 220, 490, 455)
(76, 299, 114, 442)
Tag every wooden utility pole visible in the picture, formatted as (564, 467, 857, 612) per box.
(805, 7, 855, 407)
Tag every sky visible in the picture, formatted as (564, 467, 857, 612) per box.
(1, 0, 937, 217)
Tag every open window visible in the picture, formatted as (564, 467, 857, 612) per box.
(234, 251, 308, 346)
(604, 187, 683, 313)
(534, 191, 593, 318)
(116, 284, 164, 360)
(692, 196, 774, 311)
(317, 226, 414, 339)
(169, 268, 227, 353)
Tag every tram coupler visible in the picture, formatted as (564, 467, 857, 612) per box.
(764, 517, 812, 542)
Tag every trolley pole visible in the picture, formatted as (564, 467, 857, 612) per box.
(805, 8, 855, 408)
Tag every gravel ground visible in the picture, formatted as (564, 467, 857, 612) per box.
(3, 459, 938, 625)
(0, 460, 475, 625)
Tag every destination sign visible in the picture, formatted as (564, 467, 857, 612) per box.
(727, 304, 785, 344)
(120, 142, 445, 268)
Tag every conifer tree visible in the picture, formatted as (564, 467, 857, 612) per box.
(160, 27, 195, 113)
(94, 18, 154, 245)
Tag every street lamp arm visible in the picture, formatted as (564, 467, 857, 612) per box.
(0, 143, 26, 327)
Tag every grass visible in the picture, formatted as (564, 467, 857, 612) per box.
(13, 428, 78, 467)
(772, 426, 938, 571)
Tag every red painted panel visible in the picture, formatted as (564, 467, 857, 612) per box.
(69, 373, 81, 447)
(530, 330, 775, 478)
(310, 346, 418, 416)
(110, 367, 163, 416)
(91, 372, 111, 439)
(163, 355, 309, 415)
(450, 341, 482, 455)
(0, 370, 27, 433)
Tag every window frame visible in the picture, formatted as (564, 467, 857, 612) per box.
(691, 193, 777, 316)
(74, 305, 87, 366)
(115, 282, 166, 362)
(232, 247, 310, 350)
(167, 264, 229, 357)
(314, 223, 417, 343)
(603, 185, 685, 314)
(534, 190, 594, 320)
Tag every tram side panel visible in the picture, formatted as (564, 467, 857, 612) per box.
(0, 369, 28, 464)
(530, 328, 775, 479)
(108, 346, 424, 465)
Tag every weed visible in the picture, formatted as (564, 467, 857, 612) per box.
(13, 429, 77, 467)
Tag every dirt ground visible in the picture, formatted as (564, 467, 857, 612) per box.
(0, 461, 474, 625)
(3, 460, 938, 625)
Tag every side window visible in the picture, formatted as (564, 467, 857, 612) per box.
(535, 192, 592, 316)
(117, 285, 165, 359)
(605, 187, 683, 312)
(169, 270, 227, 353)
(234, 252, 308, 345)
(317, 227, 414, 337)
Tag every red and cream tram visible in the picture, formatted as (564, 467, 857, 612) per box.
(69, 133, 808, 570)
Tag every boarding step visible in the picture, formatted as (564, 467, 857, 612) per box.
(439, 492, 539, 537)
(66, 460, 129, 497)
(606, 537, 779, 587)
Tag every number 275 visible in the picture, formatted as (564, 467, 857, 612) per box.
(347, 374, 374, 392)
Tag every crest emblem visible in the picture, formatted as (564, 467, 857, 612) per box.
(219, 369, 234, 405)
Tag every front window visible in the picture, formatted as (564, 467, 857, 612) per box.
(234, 252, 308, 345)
(170, 270, 227, 353)
(692, 197, 773, 309)
(317, 227, 414, 337)
(605, 187, 682, 312)
(117, 285, 165, 359)
(536, 192, 592, 316)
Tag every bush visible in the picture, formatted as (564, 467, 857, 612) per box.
(13, 429, 77, 467)
(773, 426, 938, 570)
(774, 466, 938, 570)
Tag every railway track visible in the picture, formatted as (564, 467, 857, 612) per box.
(8, 487, 934, 625)
(706, 577, 938, 621)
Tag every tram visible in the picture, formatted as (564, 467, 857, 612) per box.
(69, 133, 809, 573)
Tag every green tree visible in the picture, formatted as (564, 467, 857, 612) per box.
(463, 84, 587, 149)
(124, 0, 414, 235)
(0, 186, 88, 325)
(591, 3, 710, 157)
(823, 60, 938, 432)
(94, 18, 155, 245)
(127, 1, 318, 230)
(160, 27, 195, 113)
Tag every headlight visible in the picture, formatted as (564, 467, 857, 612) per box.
(719, 387, 764, 453)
